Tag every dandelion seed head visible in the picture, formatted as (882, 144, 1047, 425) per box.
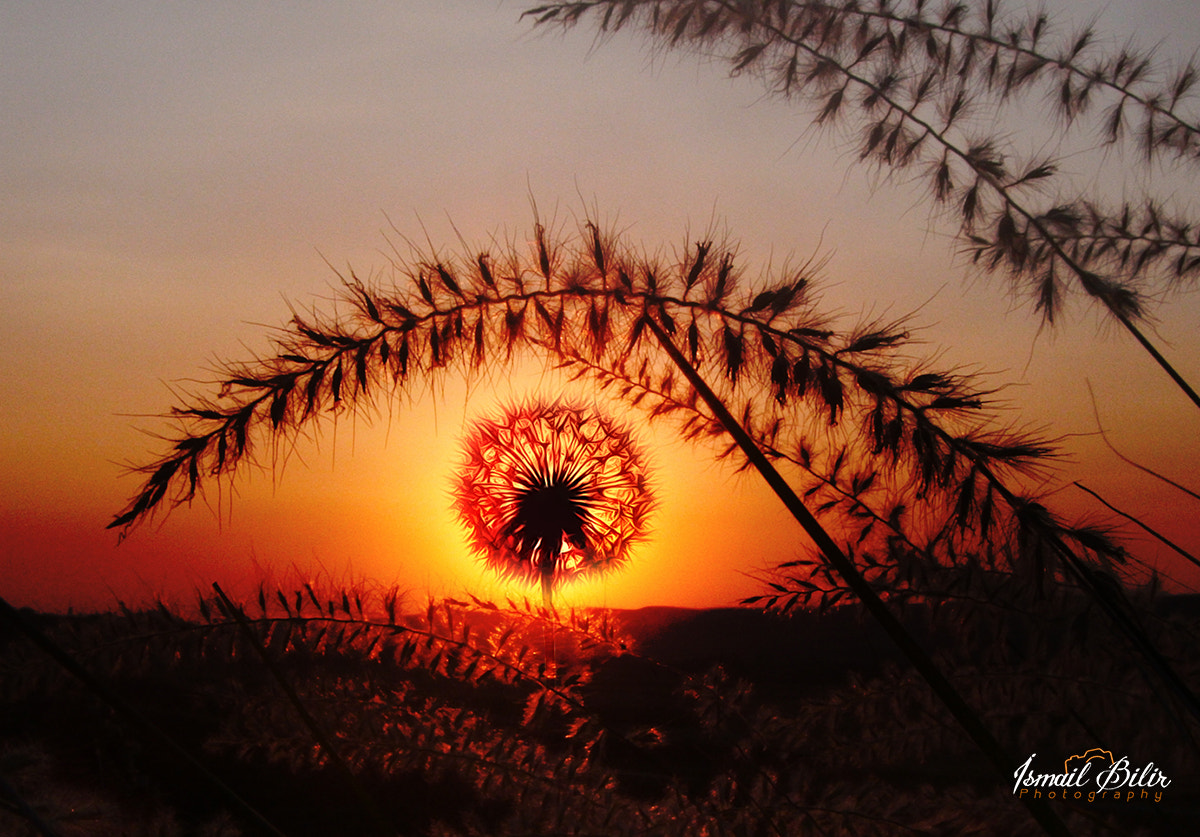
(453, 400, 653, 592)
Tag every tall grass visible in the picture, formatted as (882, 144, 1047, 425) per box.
(3, 584, 1196, 835)
(525, 0, 1200, 409)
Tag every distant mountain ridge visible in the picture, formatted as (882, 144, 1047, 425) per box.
(613, 604, 908, 696)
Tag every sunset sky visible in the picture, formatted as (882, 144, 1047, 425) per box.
(3, 0, 1200, 614)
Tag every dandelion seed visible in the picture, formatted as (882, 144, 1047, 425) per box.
(452, 400, 653, 607)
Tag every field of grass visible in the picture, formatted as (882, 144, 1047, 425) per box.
(2, 587, 1198, 836)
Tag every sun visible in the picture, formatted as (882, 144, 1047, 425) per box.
(452, 400, 654, 606)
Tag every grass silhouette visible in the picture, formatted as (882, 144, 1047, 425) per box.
(2, 587, 1198, 835)
(526, 0, 1200, 410)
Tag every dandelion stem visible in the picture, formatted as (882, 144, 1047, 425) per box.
(643, 315, 1073, 837)
(540, 567, 557, 680)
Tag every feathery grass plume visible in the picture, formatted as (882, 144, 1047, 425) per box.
(112, 215, 1048, 565)
(524, 0, 1200, 409)
(564, 343, 1128, 601)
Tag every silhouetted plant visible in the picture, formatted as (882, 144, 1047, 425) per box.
(525, 0, 1200, 409)
(4, 586, 1194, 835)
(109, 219, 1057, 552)
(567, 346, 1130, 601)
(107, 216, 1097, 669)
(453, 399, 654, 608)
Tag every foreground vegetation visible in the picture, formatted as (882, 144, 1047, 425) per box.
(2, 583, 1198, 836)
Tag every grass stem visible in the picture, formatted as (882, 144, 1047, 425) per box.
(644, 315, 1074, 837)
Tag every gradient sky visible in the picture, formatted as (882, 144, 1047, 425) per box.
(3, 0, 1199, 613)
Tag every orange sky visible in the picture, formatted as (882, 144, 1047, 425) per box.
(3, 1, 1200, 613)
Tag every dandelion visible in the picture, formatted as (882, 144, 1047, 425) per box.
(453, 399, 654, 607)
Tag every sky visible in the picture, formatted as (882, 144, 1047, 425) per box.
(3, 0, 1200, 613)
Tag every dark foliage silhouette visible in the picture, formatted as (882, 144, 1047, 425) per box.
(2, 588, 1197, 835)
(95, 214, 1200, 832)
(525, 0, 1200, 408)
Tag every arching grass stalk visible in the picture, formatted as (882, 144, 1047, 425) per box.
(642, 314, 1074, 837)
